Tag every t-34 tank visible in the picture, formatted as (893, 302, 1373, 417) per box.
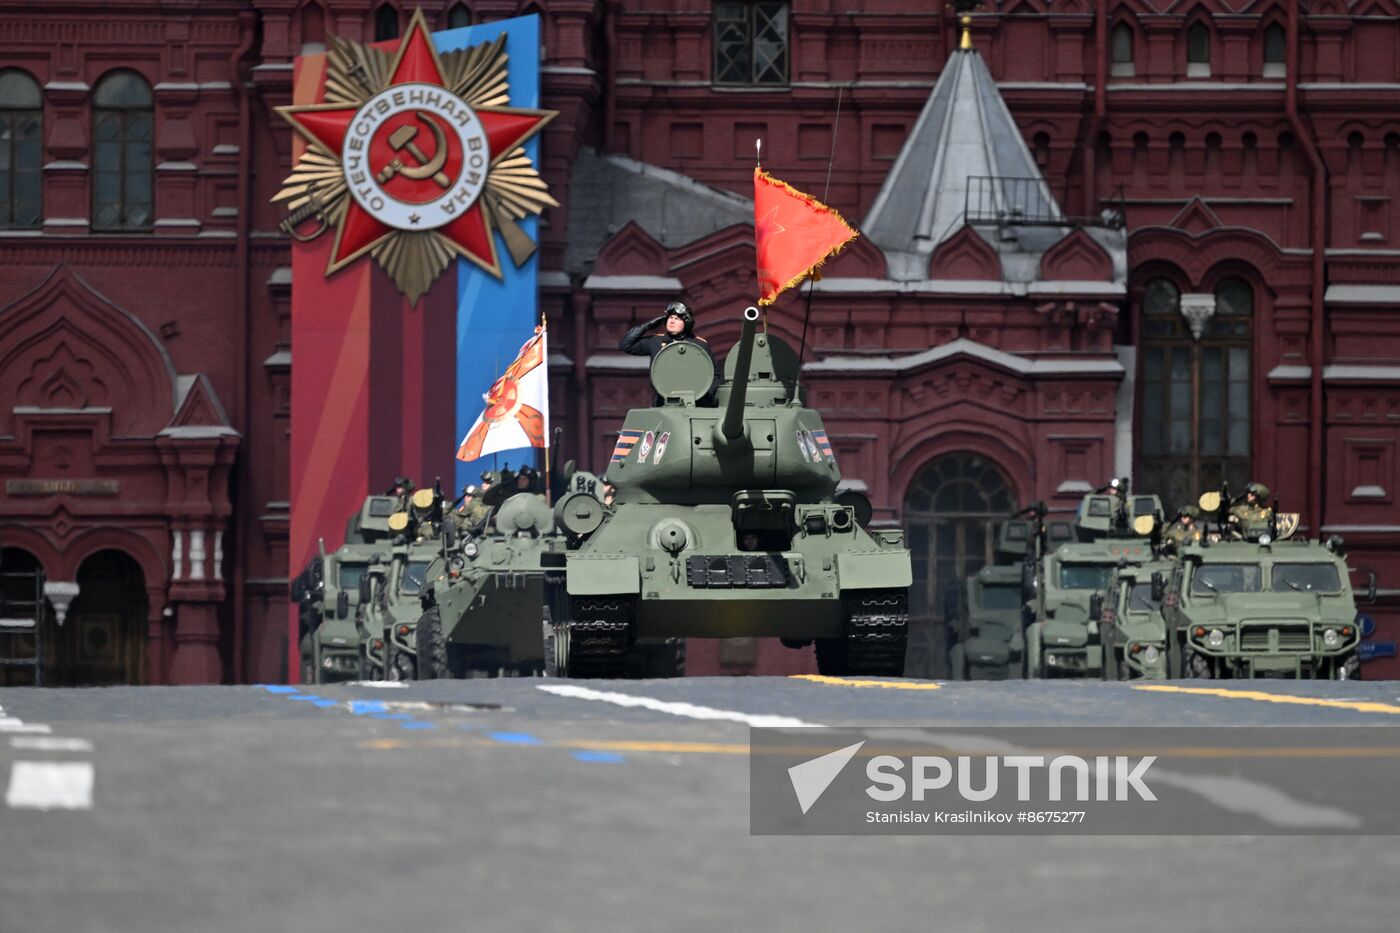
(549, 306, 913, 678)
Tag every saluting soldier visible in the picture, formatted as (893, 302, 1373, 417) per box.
(1163, 505, 1203, 554)
(618, 300, 706, 360)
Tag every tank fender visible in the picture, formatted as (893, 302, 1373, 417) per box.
(837, 551, 913, 590)
(567, 555, 641, 596)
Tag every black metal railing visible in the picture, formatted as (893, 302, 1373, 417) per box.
(964, 176, 1127, 230)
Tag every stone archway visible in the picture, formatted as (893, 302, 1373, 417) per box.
(902, 452, 1016, 678)
(45, 550, 148, 686)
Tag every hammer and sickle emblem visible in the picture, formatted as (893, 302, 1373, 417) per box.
(375, 111, 452, 189)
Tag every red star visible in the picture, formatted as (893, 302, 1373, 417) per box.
(755, 205, 786, 241)
(280, 10, 554, 278)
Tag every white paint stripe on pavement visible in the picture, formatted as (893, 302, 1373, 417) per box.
(0, 719, 52, 734)
(538, 684, 822, 728)
(10, 737, 94, 752)
(347, 681, 408, 689)
(6, 761, 94, 811)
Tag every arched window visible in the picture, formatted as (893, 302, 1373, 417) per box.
(374, 3, 400, 42)
(903, 453, 1015, 676)
(1111, 23, 1135, 77)
(1187, 23, 1211, 77)
(1263, 23, 1286, 77)
(0, 69, 42, 229)
(446, 3, 471, 30)
(1136, 274, 1253, 511)
(92, 70, 153, 231)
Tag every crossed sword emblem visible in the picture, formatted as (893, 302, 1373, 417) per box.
(376, 111, 451, 189)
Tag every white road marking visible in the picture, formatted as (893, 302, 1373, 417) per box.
(0, 718, 52, 734)
(347, 681, 409, 689)
(10, 737, 94, 752)
(538, 684, 821, 728)
(6, 761, 94, 811)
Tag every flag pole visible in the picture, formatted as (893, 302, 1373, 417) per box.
(795, 85, 845, 373)
(541, 314, 552, 504)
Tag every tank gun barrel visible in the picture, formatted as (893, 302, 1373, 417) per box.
(720, 306, 761, 442)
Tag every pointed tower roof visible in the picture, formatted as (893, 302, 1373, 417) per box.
(862, 38, 1066, 281)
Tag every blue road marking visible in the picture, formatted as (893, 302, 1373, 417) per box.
(371, 713, 415, 721)
(288, 694, 324, 702)
(262, 685, 300, 694)
(488, 732, 542, 746)
(572, 750, 625, 763)
(350, 701, 389, 716)
(310, 699, 340, 708)
(401, 721, 437, 730)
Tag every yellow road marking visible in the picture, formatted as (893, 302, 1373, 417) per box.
(553, 739, 749, 755)
(1134, 684, 1400, 716)
(791, 674, 940, 691)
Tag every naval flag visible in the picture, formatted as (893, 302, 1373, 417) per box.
(456, 321, 550, 462)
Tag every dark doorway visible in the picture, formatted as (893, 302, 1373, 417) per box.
(903, 453, 1015, 677)
(49, 550, 148, 686)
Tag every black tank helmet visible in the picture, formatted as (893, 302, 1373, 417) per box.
(664, 300, 695, 337)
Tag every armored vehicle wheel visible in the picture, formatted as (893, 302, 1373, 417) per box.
(948, 643, 965, 680)
(1183, 648, 1213, 679)
(1025, 623, 1043, 678)
(626, 639, 687, 679)
(817, 591, 909, 677)
(1334, 654, 1360, 681)
(542, 606, 564, 678)
(415, 608, 450, 680)
(300, 652, 316, 686)
(385, 639, 416, 681)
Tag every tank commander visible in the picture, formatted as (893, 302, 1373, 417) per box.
(1162, 505, 1203, 554)
(618, 300, 706, 360)
(1229, 482, 1274, 540)
(385, 475, 414, 511)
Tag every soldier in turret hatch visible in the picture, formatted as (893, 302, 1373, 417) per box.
(1162, 505, 1203, 554)
(1229, 482, 1274, 540)
(618, 300, 707, 359)
(385, 475, 414, 511)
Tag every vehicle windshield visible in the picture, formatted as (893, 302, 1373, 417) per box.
(980, 584, 1022, 611)
(1128, 582, 1160, 613)
(399, 561, 431, 595)
(1059, 563, 1116, 590)
(1271, 563, 1342, 594)
(1191, 563, 1262, 595)
(338, 563, 367, 594)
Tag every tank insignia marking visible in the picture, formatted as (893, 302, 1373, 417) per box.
(611, 430, 644, 463)
(653, 432, 671, 464)
(813, 429, 834, 460)
(638, 431, 655, 460)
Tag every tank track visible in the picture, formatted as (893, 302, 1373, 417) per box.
(560, 597, 633, 679)
(840, 590, 910, 677)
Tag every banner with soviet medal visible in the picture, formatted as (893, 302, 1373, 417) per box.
(280, 9, 556, 677)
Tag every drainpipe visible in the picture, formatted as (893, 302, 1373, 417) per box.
(1081, 1, 1107, 217)
(1286, 3, 1327, 538)
(602, 0, 617, 152)
(229, 11, 257, 684)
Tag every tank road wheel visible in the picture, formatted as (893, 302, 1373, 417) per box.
(385, 638, 417, 682)
(1025, 623, 1043, 679)
(554, 597, 632, 679)
(415, 608, 451, 680)
(948, 643, 966, 680)
(542, 605, 566, 678)
(626, 639, 687, 679)
(829, 590, 909, 678)
(1334, 654, 1360, 681)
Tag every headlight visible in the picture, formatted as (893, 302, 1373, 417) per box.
(464, 542, 479, 558)
(1323, 628, 1339, 647)
(1207, 629, 1224, 648)
(1143, 645, 1160, 665)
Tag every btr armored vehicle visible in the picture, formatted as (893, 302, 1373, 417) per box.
(1094, 559, 1173, 680)
(1162, 537, 1369, 679)
(413, 482, 566, 679)
(547, 307, 912, 678)
(1024, 486, 1164, 678)
(293, 494, 404, 683)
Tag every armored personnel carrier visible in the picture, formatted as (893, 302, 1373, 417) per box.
(1094, 558, 1174, 680)
(293, 494, 404, 683)
(1161, 533, 1369, 679)
(547, 307, 912, 678)
(413, 479, 566, 679)
(1024, 484, 1164, 678)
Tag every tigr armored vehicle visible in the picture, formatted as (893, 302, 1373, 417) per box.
(292, 494, 404, 683)
(1024, 486, 1164, 678)
(947, 514, 1041, 680)
(414, 481, 567, 679)
(547, 306, 913, 678)
(1162, 537, 1369, 679)
(1094, 559, 1173, 680)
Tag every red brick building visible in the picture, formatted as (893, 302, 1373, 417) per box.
(2, 1, 1398, 683)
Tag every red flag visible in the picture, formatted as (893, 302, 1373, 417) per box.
(753, 167, 858, 306)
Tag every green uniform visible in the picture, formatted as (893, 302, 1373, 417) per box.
(1229, 502, 1273, 540)
(1163, 521, 1203, 551)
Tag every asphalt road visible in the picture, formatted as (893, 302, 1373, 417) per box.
(3, 676, 1400, 933)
